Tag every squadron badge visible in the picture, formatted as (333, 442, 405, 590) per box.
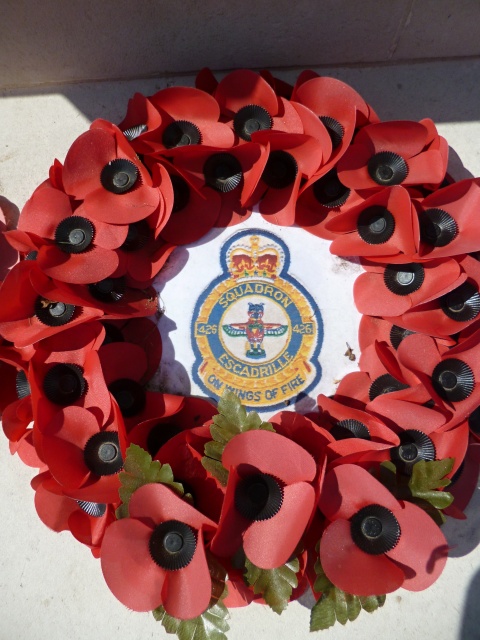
(192, 229, 323, 409)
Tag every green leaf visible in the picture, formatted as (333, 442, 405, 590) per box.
(201, 391, 274, 486)
(152, 557, 229, 640)
(115, 444, 186, 519)
(359, 594, 386, 613)
(152, 600, 229, 640)
(244, 557, 299, 614)
(310, 550, 385, 632)
(409, 458, 454, 513)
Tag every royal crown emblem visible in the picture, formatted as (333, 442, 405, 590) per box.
(191, 229, 323, 409)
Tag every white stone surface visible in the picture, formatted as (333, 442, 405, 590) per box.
(1, 61, 480, 639)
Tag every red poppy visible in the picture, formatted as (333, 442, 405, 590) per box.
(128, 395, 216, 457)
(315, 394, 400, 463)
(268, 411, 333, 498)
(292, 74, 378, 175)
(99, 341, 187, 431)
(28, 321, 111, 432)
(294, 171, 364, 241)
(118, 92, 163, 151)
(327, 186, 419, 261)
(397, 332, 480, 428)
(153, 426, 225, 523)
(101, 482, 217, 618)
(214, 69, 304, 141)
(337, 119, 448, 194)
(28, 259, 159, 321)
(138, 86, 235, 155)
(38, 402, 126, 504)
(168, 142, 268, 227)
(101, 317, 162, 384)
(319, 465, 448, 595)
(250, 131, 328, 226)
(0, 261, 103, 348)
(154, 160, 222, 245)
(210, 430, 316, 569)
(62, 120, 163, 226)
(34, 471, 116, 557)
(15, 182, 131, 284)
(354, 257, 463, 318)
(358, 315, 455, 354)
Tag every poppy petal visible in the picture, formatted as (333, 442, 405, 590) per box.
(163, 539, 212, 619)
(243, 482, 315, 569)
(101, 518, 166, 611)
(222, 430, 316, 484)
(319, 465, 400, 521)
(320, 519, 404, 595)
(386, 502, 448, 591)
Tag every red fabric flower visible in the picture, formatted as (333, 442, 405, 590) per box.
(62, 120, 164, 226)
(337, 119, 448, 193)
(101, 483, 217, 618)
(214, 69, 304, 142)
(154, 160, 222, 245)
(397, 332, 480, 428)
(354, 257, 463, 318)
(327, 186, 419, 261)
(292, 74, 378, 175)
(0, 261, 103, 348)
(169, 143, 268, 227)
(38, 402, 126, 503)
(294, 171, 364, 241)
(140, 86, 235, 154)
(386, 255, 480, 338)
(210, 430, 316, 569)
(319, 465, 448, 594)
(415, 178, 480, 259)
(251, 131, 328, 225)
(34, 471, 116, 557)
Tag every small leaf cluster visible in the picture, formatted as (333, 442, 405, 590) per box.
(201, 391, 274, 486)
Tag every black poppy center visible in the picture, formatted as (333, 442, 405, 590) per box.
(204, 153, 243, 193)
(163, 120, 201, 148)
(390, 429, 436, 473)
(108, 378, 146, 417)
(441, 282, 480, 323)
(420, 208, 458, 247)
(100, 159, 138, 194)
(76, 500, 107, 518)
(88, 277, 125, 303)
(262, 151, 298, 189)
(330, 419, 370, 441)
(35, 297, 76, 327)
(84, 431, 123, 476)
(369, 373, 408, 401)
(357, 206, 395, 245)
(384, 263, 425, 296)
(368, 152, 408, 186)
(432, 359, 475, 402)
(146, 423, 182, 457)
(120, 220, 149, 252)
(149, 520, 197, 571)
(43, 363, 86, 406)
(55, 216, 94, 254)
(233, 105, 273, 141)
(312, 169, 350, 208)
(234, 473, 283, 522)
(350, 504, 401, 555)
(319, 116, 344, 148)
(15, 370, 30, 399)
(468, 406, 480, 435)
(170, 175, 191, 213)
(389, 325, 415, 350)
